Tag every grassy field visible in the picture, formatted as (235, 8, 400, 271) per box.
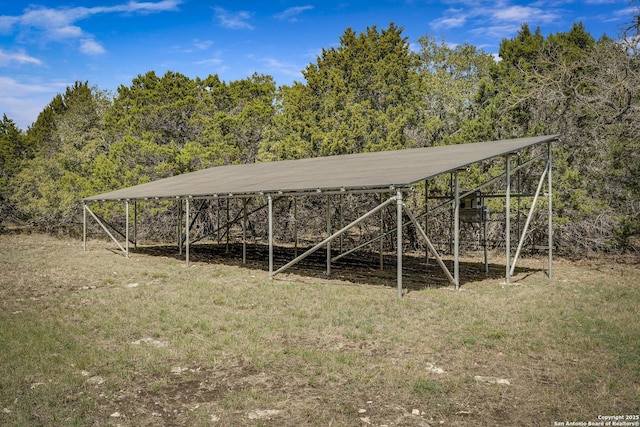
(1, 233, 639, 426)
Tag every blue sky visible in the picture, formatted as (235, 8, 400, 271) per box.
(0, 0, 635, 130)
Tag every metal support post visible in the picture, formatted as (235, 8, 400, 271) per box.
(185, 198, 190, 266)
(483, 195, 488, 274)
(379, 192, 384, 271)
(454, 171, 460, 290)
(216, 199, 221, 244)
(178, 200, 182, 255)
(226, 198, 230, 254)
(548, 142, 553, 279)
(268, 195, 273, 277)
(294, 197, 298, 258)
(133, 200, 137, 250)
(83, 203, 87, 252)
(449, 173, 454, 255)
(505, 155, 511, 285)
(517, 155, 522, 240)
(242, 199, 247, 264)
(326, 195, 332, 276)
(425, 181, 429, 266)
(125, 200, 129, 258)
(396, 190, 403, 298)
(339, 194, 344, 253)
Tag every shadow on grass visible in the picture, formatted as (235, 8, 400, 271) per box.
(127, 242, 539, 293)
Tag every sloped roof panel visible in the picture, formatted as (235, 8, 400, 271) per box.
(84, 135, 558, 201)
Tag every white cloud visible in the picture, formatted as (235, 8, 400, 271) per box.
(0, 15, 19, 33)
(469, 24, 523, 38)
(0, 76, 62, 95)
(493, 5, 558, 23)
(193, 39, 214, 50)
(213, 7, 254, 30)
(114, 0, 182, 13)
(431, 15, 468, 30)
(430, 1, 563, 41)
(0, 49, 42, 66)
(80, 39, 106, 55)
(274, 5, 314, 22)
(0, 76, 68, 129)
(195, 57, 224, 66)
(259, 57, 304, 79)
(0, 1, 182, 54)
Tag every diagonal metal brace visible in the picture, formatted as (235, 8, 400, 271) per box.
(84, 204, 127, 256)
(403, 203, 456, 286)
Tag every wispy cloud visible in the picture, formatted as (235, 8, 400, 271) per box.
(192, 39, 214, 51)
(0, 76, 65, 94)
(195, 58, 223, 66)
(274, 5, 314, 22)
(431, 12, 468, 30)
(213, 7, 254, 30)
(0, 1, 182, 53)
(80, 38, 106, 55)
(492, 5, 558, 23)
(469, 24, 523, 38)
(0, 49, 42, 66)
(172, 39, 215, 54)
(258, 57, 304, 79)
(0, 76, 69, 129)
(431, 1, 562, 41)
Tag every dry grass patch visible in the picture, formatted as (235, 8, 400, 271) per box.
(1, 233, 639, 426)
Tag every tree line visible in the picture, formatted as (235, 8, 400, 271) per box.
(1, 19, 638, 254)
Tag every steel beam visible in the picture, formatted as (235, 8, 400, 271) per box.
(133, 200, 137, 250)
(483, 194, 488, 273)
(425, 181, 429, 266)
(505, 155, 512, 285)
(294, 197, 298, 258)
(125, 200, 129, 258)
(268, 195, 273, 276)
(548, 141, 553, 279)
(178, 200, 182, 255)
(185, 198, 190, 266)
(242, 198, 247, 264)
(326, 195, 331, 276)
(226, 198, 230, 254)
(379, 192, 384, 271)
(83, 203, 87, 252)
(454, 171, 460, 289)
(396, 190, 403, 298)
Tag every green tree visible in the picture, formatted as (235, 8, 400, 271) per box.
(195, 73, 276, 165)
(481, 22, 640, 252)
(11, 82, 110, 231)
(0, 115, 26, 224)
(260, 24, 422, 159)
(416, 36, 495, 145)
(106, 71, 199, 147)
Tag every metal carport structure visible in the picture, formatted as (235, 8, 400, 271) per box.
(83, 134, 559, 297)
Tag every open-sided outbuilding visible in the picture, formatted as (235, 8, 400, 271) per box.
(83, 134, 559, 296)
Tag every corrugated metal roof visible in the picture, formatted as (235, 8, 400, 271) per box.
(84, 135, 559, 201)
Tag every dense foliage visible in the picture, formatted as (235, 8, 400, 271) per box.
(1, 21, 638, 253)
